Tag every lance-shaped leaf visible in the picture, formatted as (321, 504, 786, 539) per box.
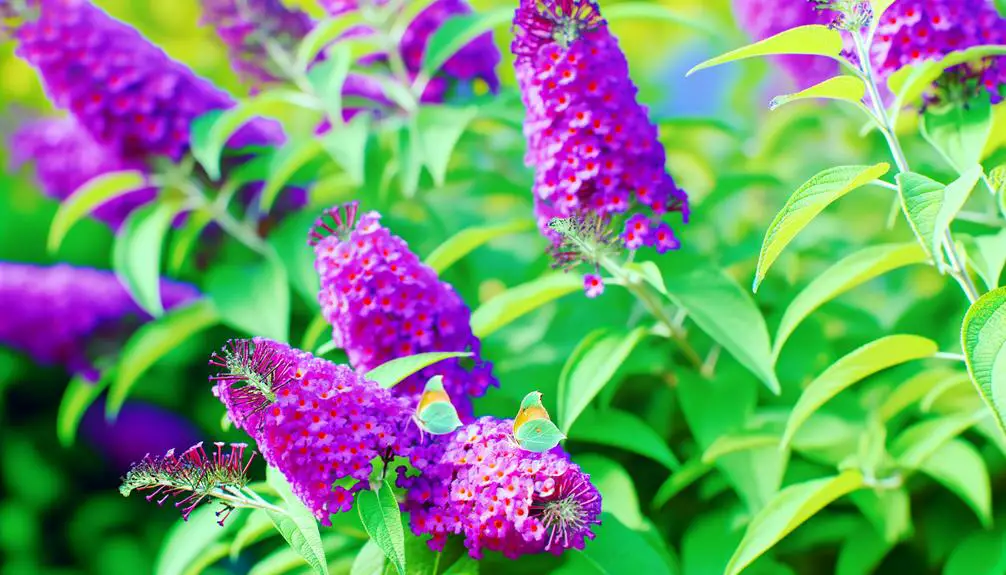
(774, 242, 929, 358)
(113, 201, 180, 317)
(961, 230, 1006, 290)
(416, 105, 478, 187)
(420, 8, 513, 80)
(48, 170, 149, 252)
(888, 45, 1006, 121)
(921, 95, 993, 172)
(688, 25, 845, 76)
(769, 76, 866, 111)
(962, 287, 1006, 435)
(919, 439, 992, 527)
(424, 219, 534, 273)
(725, 470, 864, 575)
(890, 410, 988, 469)
(781, 335, 938, 449)
(365, 351, 472, 389)
(897, 167, 983, 272)
(878, 368, 962, 422)
(207, 255, 290, 342)
(470, 273, 582, 338)
(266, 468, 330, 575)
(357, 481, 406, 575)
(754, 163, 890, 291)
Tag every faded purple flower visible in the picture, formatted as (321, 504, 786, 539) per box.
(399, 417, 602, 559)
(512, 0, 688, 255)
(119, 441, 254, 524)
(732, 0, 839, 89)
(8, 116, 155, 230)
(582, 274, 604, 298)
(0, 262, 199, 381)
(309, 202, 497, 418)
(82, 400, 202, 472)
(209, 338, 418, 524)
(199, 0, 314, 87)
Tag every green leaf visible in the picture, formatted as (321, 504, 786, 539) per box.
(113, 201, 179, 317)
(579, 513, 675, 575)
(890, 410, 988, 470)
(623, 261, 668, 295)
(349, 540, 385, 575)
(207, 255, 290, 342)
(651, 458, 712, 509)
(961, 286, 1006, 435)
(569, 409, 680, 471)
(420, 8, 513, 80)
(724, 470, 864, 575)
(851, 488, 911, 545)
(878, 368, 961, 422)
(921, 96, 993, 172)
(897, 167, 983, 272)
(357, 481, 406, 575)
(168, 209, 213, 273)
(470, 273, 582, 338)
(105, 299, 219, 418)
(687, 25, 844, 76)
(754, 163, 890, 291)
(944, 528, 1006, 575)
(260, 139, 325, 213)
(781, 335, 938, 448)
(919, 439, 992, 527)
(423, 219, 534, 273)
(602, 2, 721, 36)
(306, 45, 352, 121)
(963, 230, 1006, 290)
(396, 124, 423, 198)
(416, 105, 479, 187)
(774, 243, 929, 357)
(294, 13, 365, 72)
(768, 76, 866, 111)
(558, 327, 648, 434)
(996, 0, 1006, 18)
(662, 264, 779, 393)
(441, 555, 479, 575)
(265, 467, 330, 575)
(269, 210, 322, 307)
(231, 510, 277, 561)
(321, 112, 371, 185)
(702, 433, 781, 464)
(836, 523, 893, 575)
(577, 455, 646, 530)
(154, 506, 244, 575)
(57, 374, 108, 447)
(365, 351, 472, 389)
(47, 170, 148, 252)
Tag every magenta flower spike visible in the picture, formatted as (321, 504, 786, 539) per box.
(0, 262, 199, 381)
(309, 202, 497, 418)
(511, 0, 688, 257)
(399, 417, 602, 558)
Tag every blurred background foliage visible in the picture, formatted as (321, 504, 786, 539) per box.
(4, 0, 1006, 574)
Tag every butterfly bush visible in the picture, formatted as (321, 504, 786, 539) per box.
(321, 0, 501, 103)
(199, 0, 314, 87)
(209, 337, 419, 524)
(0, 262, 199, 381)
(732, 0, 838, 89)
(399, 417, 602, 559)
(8, 116, 155, 229)
(310, 202, 497, 418)
(512, 0, 688, 259)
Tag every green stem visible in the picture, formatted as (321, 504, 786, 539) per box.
(851, 30, 981, 304)
(213, 488, 288, 516)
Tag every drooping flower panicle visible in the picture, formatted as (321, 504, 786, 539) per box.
(120, 442, 254, 524)
(399, 417, 602, 559)
(310, 202, 497, 417)
(8, 116, 155, 230)
(512, 0, 688, 257)
(0, 262, 199, 381)
(199, 0, 314, 87)
(209, 338, 417, 523)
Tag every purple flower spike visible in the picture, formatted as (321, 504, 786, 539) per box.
(199, 0, 314, 87)
(8, 116, 156, 230)
(732, 0, 839, 89)
(400, 417, 602, 559)
(512, 0, 687, 253)
(310, 203, 497, 418)
(0, 262, 199, 381)
(209, 338, 418, 524)
(12, 0, 282, 164)
(583, 273, 604, 298)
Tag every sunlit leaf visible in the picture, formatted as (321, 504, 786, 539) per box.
(961, 286, 1006, 435)
(919, 439, 992, 527)
(769, 76, 866, 111)
(416, 105, 478, 187)
(702, 433, 781, 464)
(558, 327, 648, 434)
(231, 510, 276, 561)
(294, 13, 365, 72)
(878, 368, 961, 422)
(47, 170, 148, 253)
(943, 528, 1006, 575)
(781, 335, 938, 448)
(154, 506, 245, 575)
(890, 410, 988, 469)
(105, 298, 219, 418)
(424, 219, 534, 273)
(206, 255, 290, 342)
(420, 8, 513, 80)
(57, 374, 108, 447)
(168, 208, 213, 273)
(265, 468, 330, 575)
(850, 488, 911, 544)
(470, 273, 582, 338)
(321, 112, 371, 185)
(725, 470, 863, 575)
(570, 409, 680, 471)
(687, 25, 844, 76)
(921, 96, 993, 172)
(774, 242, 929, 358)
(357, 481, 406, 575)
(113, 201, 180, 317)
(365, 351, 472, 389)
(651, 458, 712, 509)
(260, 139, 325, 213)
(962, 229, 1006, 290)
(349, 540, 385, 575)
(306, 45, 352, 121)
(754, 163, 890, 291)
(623, 261, 668, 295)
(897, 167, 983, 272)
